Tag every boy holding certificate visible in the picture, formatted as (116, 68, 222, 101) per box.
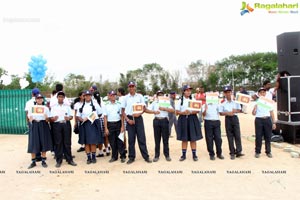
(147, 90, 174, 162)
(252, 87, 276, 158)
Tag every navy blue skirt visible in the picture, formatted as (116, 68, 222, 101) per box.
(28, 120, 53, 153)
(177, 114, 203, 141)
(79, 119, 104, 145)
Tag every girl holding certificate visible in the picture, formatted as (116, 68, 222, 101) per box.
(27, 94, 52, 169)
(176, 85, 203, 161)
(77, 90, 103, 164)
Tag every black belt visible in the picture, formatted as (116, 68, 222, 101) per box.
(154, 117, 168, 120)
(225, 115, 237, 118)
(108, 120, 121, 124)
(32, 120, 46, 123)
(257, 116, 270, 119)
(127, 115, 141, 120)
(54, 120, 67, 124)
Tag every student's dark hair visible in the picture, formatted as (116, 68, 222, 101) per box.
(93, 90, 101, 106)
(180, 92, 192, 106)
(118, 87, 125, 96)
(52, 90, 57, 95)
(79, 99, 96, 113)
(73, 97, 80, 104)
(263, 79, 270, 86)
(55, 84, 63, 92)
(279, 70, 291, 77)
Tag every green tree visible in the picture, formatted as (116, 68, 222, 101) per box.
(0, 67, 8, 89)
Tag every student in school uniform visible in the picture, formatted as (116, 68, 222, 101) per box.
(103, 90, 126, 163)
(147, 90, 174, 162)
(117, 87, 128, 153)
(202, 101, 224, 160)
(168, 91, 178, 138)
(121, 81, 152, 164)
(89, 86, 111, 158)
(27, 93, 53, 169)
(176, 85, 203, 161)
(76, 90, 103, 164)
(25, 88, 42, 162)
(219, 86, 244, 160)
(50, 91, 77, 168)
(73, 91, 85, 153)
(252, 87, 276, 158)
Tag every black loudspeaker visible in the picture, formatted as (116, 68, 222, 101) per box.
(277, 76, 300, 122)
(277, 32, 300, 75)
(276, 123, 300, 144)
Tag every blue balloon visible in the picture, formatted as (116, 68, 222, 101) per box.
(28, 54, 48, 83)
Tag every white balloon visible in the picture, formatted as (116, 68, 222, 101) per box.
(20, 78, 29, 89)
(1, 75, 12, 85)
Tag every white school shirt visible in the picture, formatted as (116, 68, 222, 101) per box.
(121, 93, 145, 115)
(27, 105, 50, 121)
(148, 99, 173, 118)
(76, 101, 102, 119)
(50, 103, 73, 122)
(103, 101, 122, 122)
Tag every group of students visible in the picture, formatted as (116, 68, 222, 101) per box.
(25, 81, 276, 169)
(25, 84, 77, 169)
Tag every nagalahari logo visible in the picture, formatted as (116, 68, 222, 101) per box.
(240, 1, 299, 15)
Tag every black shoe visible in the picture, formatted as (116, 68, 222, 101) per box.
(266, 153, 273, 158)
(125, 150, 128, 154)
(28, 162, 36, 169)
(96, 154, 104, 157)
(210, 156, 215, 161)
(255, 153, 260, 158)
(217, 155, 225, 160)
(121, 158, 126, 163)
(236, 153, 245, 158)
(68, 161, 77, 166)
(77, 147, 85, 152)
(153, 157, 159, 162)
(55, 162, 61, 168)
(230, 155, 235, 160)
(41, 161, 48, 168)
(165, 156, 172, 161)
(109, 158, 117, 163)
(106, 152, 111, 156)
(193, 156, 198, 161)
(92, 158, 97, 164)
(145, 158, 152, 163)
(179, 156, 186, 161)
(87, 159, 92, 164)
(127, 159, 134, 164)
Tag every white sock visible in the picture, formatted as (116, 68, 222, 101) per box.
(99, 150, 104, 154)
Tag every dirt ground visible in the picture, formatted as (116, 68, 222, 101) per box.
(1, 103, 300, 200)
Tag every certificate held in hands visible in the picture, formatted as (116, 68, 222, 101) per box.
(132, 103, 144, 114)
(158, 96, 171, 107)
(31, 105, 45, 116)
(206, 92, 219, 104)
(88, 112, 97, 124)
(187, 100, 202, 111)
(235, 93, 251, 105)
